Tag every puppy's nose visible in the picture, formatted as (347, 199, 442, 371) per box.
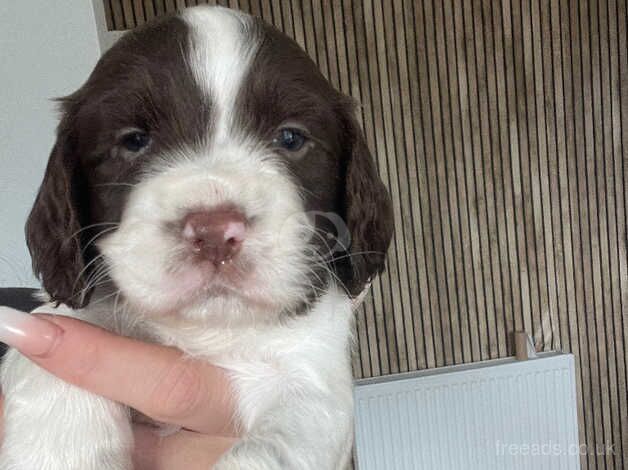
(182, 208, 246, 265)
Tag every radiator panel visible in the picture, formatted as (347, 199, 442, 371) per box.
(354, 353, 580, 470)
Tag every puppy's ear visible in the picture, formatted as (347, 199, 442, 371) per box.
(25, 104, 92, 308)
(337, 105, 394, 297)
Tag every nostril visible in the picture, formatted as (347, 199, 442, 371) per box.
(190, 238, 205, 253)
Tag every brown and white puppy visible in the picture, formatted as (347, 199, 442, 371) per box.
(0, 6, 392, 470)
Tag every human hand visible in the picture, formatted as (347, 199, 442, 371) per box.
(0, 307, 238, 469)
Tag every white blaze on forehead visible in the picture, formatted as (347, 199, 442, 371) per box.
(182, 6, 259, 142)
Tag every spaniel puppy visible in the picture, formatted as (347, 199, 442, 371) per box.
(0, 6, 392, 469)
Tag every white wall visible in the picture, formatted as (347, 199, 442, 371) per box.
(0, 2, 101, 286)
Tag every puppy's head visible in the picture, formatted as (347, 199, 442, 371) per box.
(26, 7, 393, 320)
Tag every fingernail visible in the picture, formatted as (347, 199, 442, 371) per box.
(0, 306, 64, 357)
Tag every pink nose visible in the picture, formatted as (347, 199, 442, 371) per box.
(182, 208, 246, 265)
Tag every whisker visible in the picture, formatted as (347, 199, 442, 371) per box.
(80, 226, 119, 256)
(71, 253, 107, 292)
(66, 222, 119, 242)
(77, 264, 111, 294)
(72, 276, 113, 305)
(87, 288, 122, 308)
(320, 250, 385, 264)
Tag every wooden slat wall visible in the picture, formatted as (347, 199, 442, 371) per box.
(106, 1, 628, 468)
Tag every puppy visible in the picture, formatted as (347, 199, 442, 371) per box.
(0, 6, 393, 469)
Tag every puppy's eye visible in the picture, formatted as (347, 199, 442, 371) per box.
(274, 128, 307, 152)
(120, 131, 150, 153)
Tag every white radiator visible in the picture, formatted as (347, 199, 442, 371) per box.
(354, 353, 580, 470)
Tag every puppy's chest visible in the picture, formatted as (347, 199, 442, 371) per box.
(141, 291, 354, 392)
(144, 299, 354, 432)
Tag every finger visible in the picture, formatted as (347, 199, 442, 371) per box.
(133, 425, 236, 470)
(0, 306, 235, 435)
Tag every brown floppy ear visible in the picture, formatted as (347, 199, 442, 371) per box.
(337, 107, 394, 297)
(25, 106, 92, 308)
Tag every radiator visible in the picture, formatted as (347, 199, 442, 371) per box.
(353, 352, 580, 470)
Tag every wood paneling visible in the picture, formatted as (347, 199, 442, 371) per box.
(106, 1, 628, 468)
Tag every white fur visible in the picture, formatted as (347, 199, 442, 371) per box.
(0, 6, 354, 470)
(182, 6, 258, 143)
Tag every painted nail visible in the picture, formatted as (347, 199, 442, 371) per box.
(0, 306, 64, 357)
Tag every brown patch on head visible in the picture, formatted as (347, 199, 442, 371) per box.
(235, 22, 343, 213)
(235, 20, 394, 296)
(26, 15, 211, 307)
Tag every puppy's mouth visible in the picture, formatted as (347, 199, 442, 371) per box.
(182, 254, 253, 292)
(141, 254, 256, 314)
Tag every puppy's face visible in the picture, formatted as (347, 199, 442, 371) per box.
(26, 7, 393, 320)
